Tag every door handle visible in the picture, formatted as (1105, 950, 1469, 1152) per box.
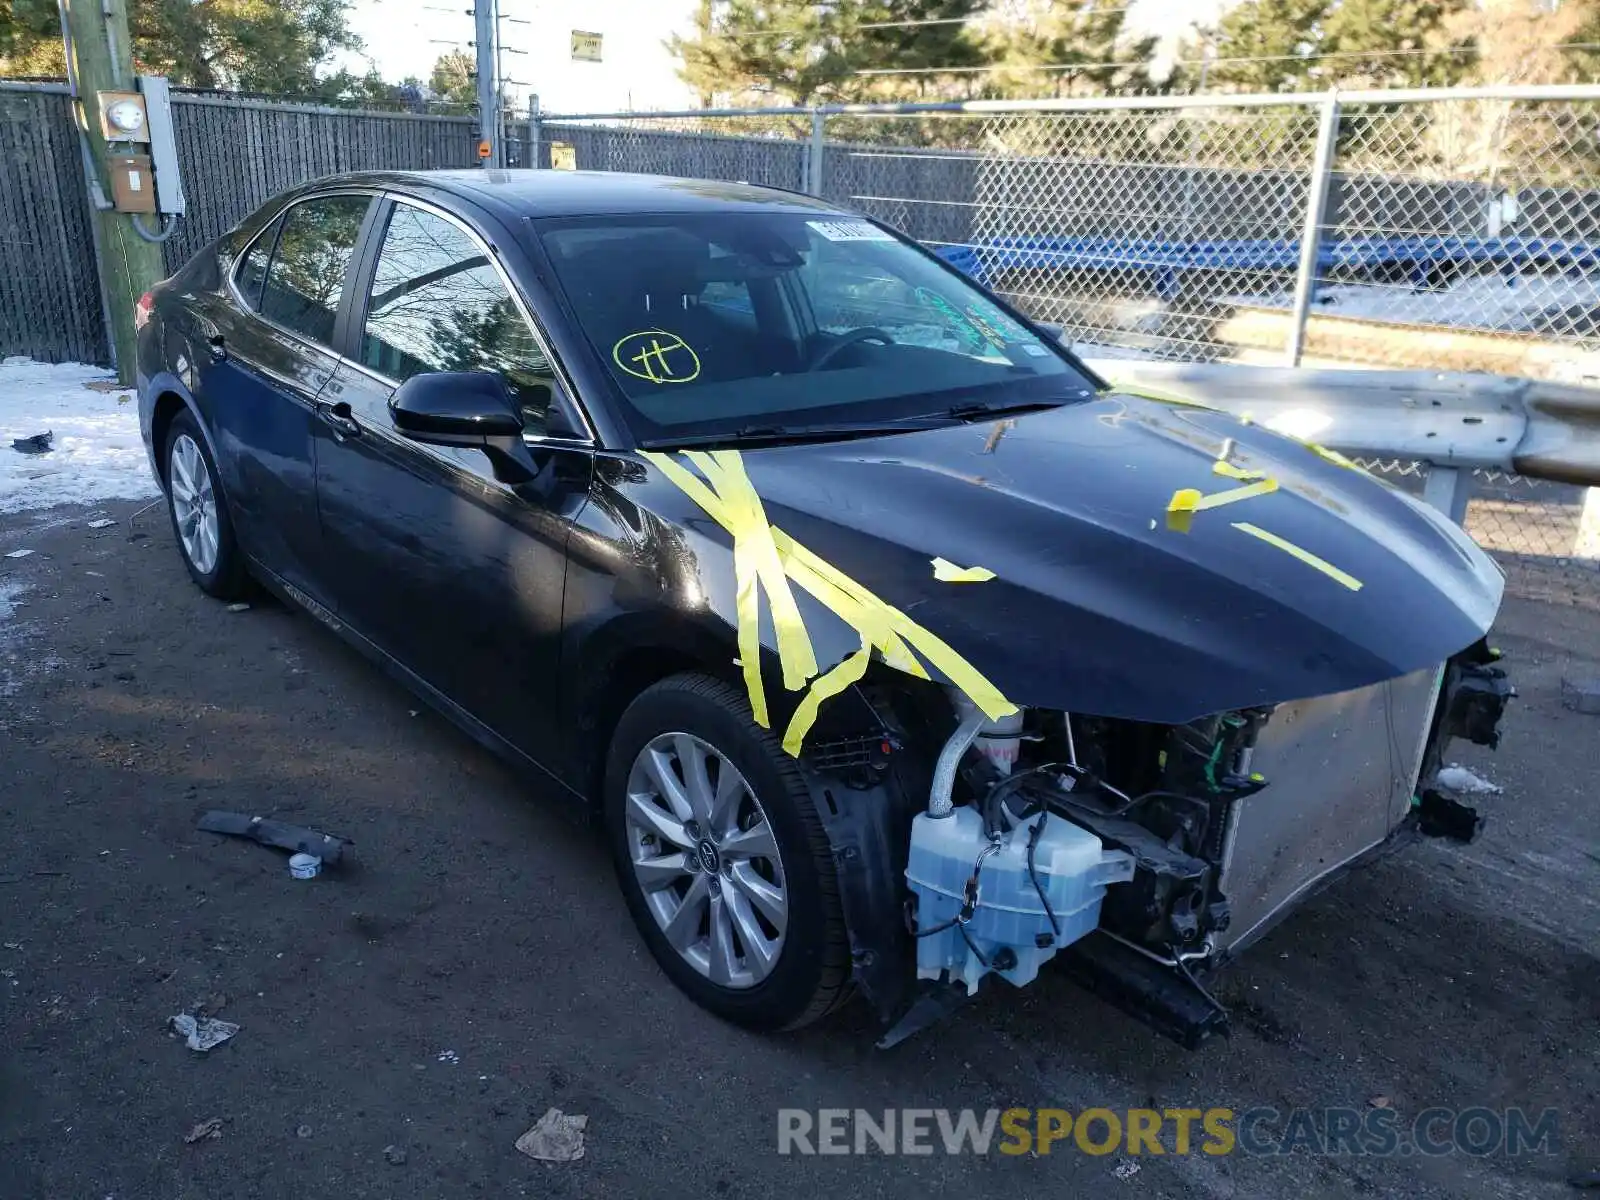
(317, 400, 362, 439)
(206, 334, 227, 361)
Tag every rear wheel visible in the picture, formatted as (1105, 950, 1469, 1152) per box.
(164, 410, 249, 599)
(604, 673, 851, 1030)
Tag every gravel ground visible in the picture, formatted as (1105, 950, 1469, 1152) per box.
(1, 498, 1596, 1200)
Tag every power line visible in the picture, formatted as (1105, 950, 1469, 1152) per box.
(718, 5, 1140, 39)
(854, 42, 1600, 78)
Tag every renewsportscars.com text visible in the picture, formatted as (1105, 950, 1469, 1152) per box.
(776, 1106, 1560, 1158)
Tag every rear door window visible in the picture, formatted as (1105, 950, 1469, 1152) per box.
(260, 195, 371, 348)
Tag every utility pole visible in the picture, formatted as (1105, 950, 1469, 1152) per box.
(59, 0, 164, 382)
(474, 0, 501, 167)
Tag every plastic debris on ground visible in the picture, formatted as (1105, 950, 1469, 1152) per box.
(1113, 1160, 1140, 1180)
(515, 1108, 588, 1163)
(383, 1144, 408, 1165)
(4, 549, 33, 559)
(288, 853, 321, 880)
(86, 518, 116, 529)
(437, 1049, 460, 1064)
(196, 810, 352, 865)
(226, 602, 251, 613)
(11, 432, 52, 455)
(1435, 765, 1502, 795)
(184, 1118, 223, 1144)
(170, 1012, 240, 1052)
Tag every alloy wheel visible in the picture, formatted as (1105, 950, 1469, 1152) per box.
(169, 433, 219, 576)
(624, 731, 788, 989)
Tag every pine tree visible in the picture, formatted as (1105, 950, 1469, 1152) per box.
(1204, 0, 1331, 92)
(980, 0, 1157, 98)
(848, 0, 987, 101)
(669, 0, 851, 107)
(669, 0, 988, 106)
(1320, 0, 1471, 87)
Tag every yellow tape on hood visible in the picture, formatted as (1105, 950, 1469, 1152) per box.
(641, 450, 1017, 757)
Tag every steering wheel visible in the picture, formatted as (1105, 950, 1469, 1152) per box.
(806, 326, 895, 371)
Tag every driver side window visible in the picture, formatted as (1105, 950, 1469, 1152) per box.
(361, 203, 558, 428)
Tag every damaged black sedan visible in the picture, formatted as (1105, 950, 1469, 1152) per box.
(136, 170, 1511, 1045)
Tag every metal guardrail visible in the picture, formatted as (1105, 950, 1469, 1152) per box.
(1080, 360, 1600, 483)
(1082, 359, 1600, 564)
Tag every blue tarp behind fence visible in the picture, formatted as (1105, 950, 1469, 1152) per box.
(934, 235, 1600, 299)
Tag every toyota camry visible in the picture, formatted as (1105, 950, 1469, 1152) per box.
(137, 170, 1511, 1045)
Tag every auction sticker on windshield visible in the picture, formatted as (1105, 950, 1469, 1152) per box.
(808, 219, 895, 242)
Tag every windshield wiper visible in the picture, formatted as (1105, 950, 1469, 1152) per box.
(940, 398, 1068, 422)
(639, 420, 953, 450)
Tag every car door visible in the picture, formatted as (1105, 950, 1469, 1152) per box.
(198, 192, 376, 595)
(314, 195, 595, 766)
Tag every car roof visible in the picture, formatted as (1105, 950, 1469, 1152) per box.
(315, 169, 844, 220)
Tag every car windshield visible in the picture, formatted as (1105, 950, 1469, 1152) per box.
(532, 211, 1094, 444)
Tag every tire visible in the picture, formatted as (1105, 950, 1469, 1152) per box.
(604, 673, 851, 1031)
(163, 409, 250, 600)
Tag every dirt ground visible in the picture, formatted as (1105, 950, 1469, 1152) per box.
(1, 497, 1596, 1200)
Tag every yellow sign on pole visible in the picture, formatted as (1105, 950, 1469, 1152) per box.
(549, 141, 577, 171)
(571, 30, 603, 62)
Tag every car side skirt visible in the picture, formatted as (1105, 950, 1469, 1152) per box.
(245, 556, 589, 808)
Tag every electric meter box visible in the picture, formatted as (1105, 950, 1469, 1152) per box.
(137, 76, 186, 217)
(109, 154, 157, 213)
(97, 90, 150, 142)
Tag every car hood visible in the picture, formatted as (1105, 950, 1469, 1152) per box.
(636, 391, 1504, 723)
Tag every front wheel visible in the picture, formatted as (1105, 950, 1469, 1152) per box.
(604, 673, 851, 1030)
(163, 410, 249, 599)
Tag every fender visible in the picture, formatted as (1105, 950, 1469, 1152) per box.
(137, 367, 222, 488)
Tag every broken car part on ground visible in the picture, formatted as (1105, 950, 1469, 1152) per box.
(136, 169, 1512, 1047)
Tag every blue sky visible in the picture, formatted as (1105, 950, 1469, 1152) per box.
(338, 0, 1230, 115)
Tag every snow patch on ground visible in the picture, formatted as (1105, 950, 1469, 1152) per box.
(1436, 764, 1503, 795)
(0, 358, 161, 514)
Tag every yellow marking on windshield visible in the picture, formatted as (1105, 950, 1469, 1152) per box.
(613, 329, 701, 384)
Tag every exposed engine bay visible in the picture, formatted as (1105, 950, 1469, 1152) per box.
(800, 639, 1513, 1048)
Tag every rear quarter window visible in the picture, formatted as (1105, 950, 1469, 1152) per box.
(258, 195, 371, 348)
(232, 217, 281, 312)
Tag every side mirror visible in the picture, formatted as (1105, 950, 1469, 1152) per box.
(390, 371, 524, 442)
(390, 371, 538, 485)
